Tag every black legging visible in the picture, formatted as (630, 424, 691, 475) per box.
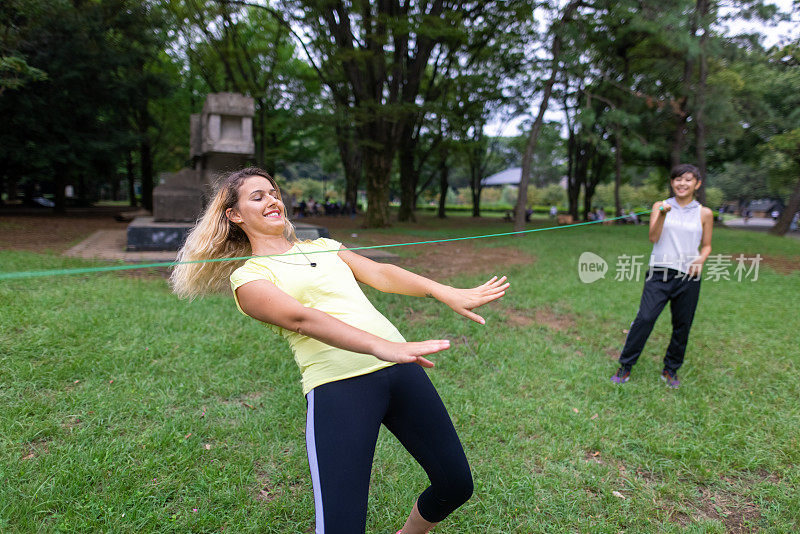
(305, 363, 473, 534)
(619, 268, 702, 373)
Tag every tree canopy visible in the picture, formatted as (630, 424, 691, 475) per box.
(1, 0, 797, 233)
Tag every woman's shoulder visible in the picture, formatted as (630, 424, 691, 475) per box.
(230, 258, 275, 285)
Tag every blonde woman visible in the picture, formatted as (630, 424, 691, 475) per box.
(171, 167, 509, 534)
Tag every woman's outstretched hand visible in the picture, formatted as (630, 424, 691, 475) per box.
(437, 275, 509, 325)
(372, 339, 451, 368)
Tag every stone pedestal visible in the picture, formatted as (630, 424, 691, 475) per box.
(127, 218, 329, 252)
(128, 91, 329, 251)
(153, 169, 203, 222)
(126, 217, 193, 251)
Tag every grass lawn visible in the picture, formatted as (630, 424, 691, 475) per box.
(1, 216, 799, 533)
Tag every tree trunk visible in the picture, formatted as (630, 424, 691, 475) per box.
(583, 184, 595, 222)
(140, 137, 154, 212)
(671, 6, 698, 174)
(53, 165, 66, 214)
(567, 137, 580, 220)
(127, 150, 136, 207)
(585, 151, 608, 221)
(336, 123, 362, 215)
(397, 128, 418, 222)
(137, 141, 152, 213)
(670, 115, 688, 171)
(363, 147, 392, 228)
(112, 170, 121, 202)
(614, 128, 622, 217)
(514, 85, 554, 230)
(694, 0, 710, 205)
(470, 162, 481, 218)
(437, 152, 448, 219)
(514, 0, 581, 232)
(576, 142, 591, 221)
(770, 175, 800, 236)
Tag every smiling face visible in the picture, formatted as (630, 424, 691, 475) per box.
(225, 175, 286, 238)
(671, 171, 701, 200)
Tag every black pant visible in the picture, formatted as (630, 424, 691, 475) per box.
(305, 363, 473, 534)
(619, 268, 701, 373)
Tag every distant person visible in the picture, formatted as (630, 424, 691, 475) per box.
(791, 212, 799, 231)
(171, 167, 510, 533)
(549, 205, 558, 219)
(597, 207, 606, 221)
(611, 164, 714, 389)
(771, 209, 780, 221)
(743, 208, 751, 224)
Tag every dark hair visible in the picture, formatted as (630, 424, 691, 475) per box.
(670, 164, 701, 181)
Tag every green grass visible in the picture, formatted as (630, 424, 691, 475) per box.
(1, 221, 799, 532)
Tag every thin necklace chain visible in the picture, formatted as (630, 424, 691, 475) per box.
(260, 243, 317, 267)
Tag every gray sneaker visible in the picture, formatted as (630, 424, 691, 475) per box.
(661, 369, 680, 389)
(611, 367, 631, 384)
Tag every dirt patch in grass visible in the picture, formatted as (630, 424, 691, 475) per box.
(726, 252, 800, 275)
(533, 308, 576, 331)
(21, 439, 50, 460)
(396, 242, 535, 280)
(219, 391, 266, 410)
(670, 488, 761, 532)
(501, 307, 576, 331)
(504, 309, 535, 327)
(253, 462, 304, 503)
(342, 228, 534, 280)
(758, 254, 800, 274)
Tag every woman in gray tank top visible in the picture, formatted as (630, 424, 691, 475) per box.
(611, 164, 714, 388)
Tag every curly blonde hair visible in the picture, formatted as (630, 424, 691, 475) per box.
(170, 167, 297, 299)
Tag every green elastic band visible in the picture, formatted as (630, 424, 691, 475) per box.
(0, 210, 651, 281)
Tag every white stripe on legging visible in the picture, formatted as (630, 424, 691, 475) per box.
(306, 389, 324, 533)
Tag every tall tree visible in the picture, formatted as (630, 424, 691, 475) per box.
(513, 0, 583, 231)
(0, 0, 173, 211)
(272, 1, 528, 227)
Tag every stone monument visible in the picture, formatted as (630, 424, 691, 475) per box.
(127, 92, 327, 251)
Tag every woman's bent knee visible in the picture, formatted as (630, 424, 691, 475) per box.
(418, 468, 473, 523)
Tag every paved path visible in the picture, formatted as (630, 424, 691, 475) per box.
(723, 218, 800, 240)
(64, 229, 399, 263)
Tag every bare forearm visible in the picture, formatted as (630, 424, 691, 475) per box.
(649, 215, 666, 243)
(286, 306, 447, 367)
(290, 307, 388, 355)
(697, 244, 712, 263)
(366, 264, 451, 300)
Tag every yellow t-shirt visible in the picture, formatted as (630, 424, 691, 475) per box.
(229, 238, 403, 395)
